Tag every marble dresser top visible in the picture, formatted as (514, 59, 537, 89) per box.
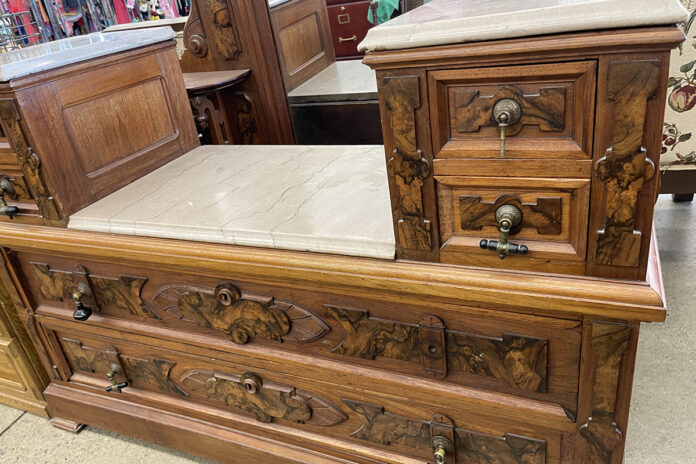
(287, 61, 378, 104)
(268, 0, 292, 8)
(103, 17, 188, 32)
(0, 28, 175, 81)
(359, 0, 689, 52)
(69, 145, 396, 260)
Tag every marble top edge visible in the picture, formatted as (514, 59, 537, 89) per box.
(0, 27, 176, 81)
(103, 17, 188, 32)
(359, 0, 690, 53)
(287, 61, 378, 103)
(69, 145, 396, 260)
(268, 0, 293, 8)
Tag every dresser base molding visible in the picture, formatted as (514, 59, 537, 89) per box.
(49, 416, 86, 433)
(44, 383, 423, 464)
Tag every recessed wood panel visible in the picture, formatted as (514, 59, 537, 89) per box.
(271, 0, 335, 91)
(428, 61, 596, 160)
(436, 176, 590, 274)
(62, 79, 177, 177)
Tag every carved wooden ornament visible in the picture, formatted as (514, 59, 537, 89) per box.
(595, 61, 660, 267)
(327, 306, 547, 392)
(152, 282, 329, 344)
(382, 76, 432, 252)
(180, 369, 346, 426)
(0, 98, 61, 220)
(344, 400, 545, 463)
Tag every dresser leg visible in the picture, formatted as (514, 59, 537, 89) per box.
(49, 417, 86, 433)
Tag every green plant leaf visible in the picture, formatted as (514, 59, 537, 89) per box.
(680, 60, 696, 73)
(668, 76, 680, 87)
(679, 133, 692, 142)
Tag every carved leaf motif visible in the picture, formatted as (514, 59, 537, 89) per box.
(152, 283, 329, 344)
(180, 369, 346, 426)
(343, 400, 546, 463)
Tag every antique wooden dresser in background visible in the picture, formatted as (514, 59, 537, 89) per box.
(0, 0, 690, 463)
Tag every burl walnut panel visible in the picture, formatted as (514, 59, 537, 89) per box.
(588, 59, 666, 279)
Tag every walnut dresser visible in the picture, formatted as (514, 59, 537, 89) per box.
(0, 2, 690, 464)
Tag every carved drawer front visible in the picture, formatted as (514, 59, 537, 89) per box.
(11, 251, 581, 415)
(40, 323, 564, 463)
(428, 61, 596, 161)
(436, 176, 590, 275)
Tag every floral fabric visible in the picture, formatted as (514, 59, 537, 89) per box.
(662, 0, 696, 170)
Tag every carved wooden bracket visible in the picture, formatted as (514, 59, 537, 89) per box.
(231, 92, 256, 145)
(180, 369, 346, 426)
(454, 85, 566, 135)
(327, 306, 547, 392)
(579, 322, 631, 463)
(31, 263, 159, 319)
(0, 98, 61, 220)
(343, 400, 545, 462)
(382, 75, 432, 252)
(459, 194, 562, 235)
(152, 282, 329, 345)
(594, 61, 660, 268)
(184, 0, 242, 61)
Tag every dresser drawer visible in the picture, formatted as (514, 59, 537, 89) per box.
(427, 61, 596, 161)
(39, 320, 565, 463)
(327, 1, 372, 57)
(436, 176, 590, 275)
(12, 251, 581, 414)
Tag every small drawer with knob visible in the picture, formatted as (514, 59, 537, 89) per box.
(427, 61, 596, 167)
(436, 176, 590, 275)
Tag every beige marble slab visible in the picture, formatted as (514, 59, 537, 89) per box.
(69, 145, 395, 260)
(287, 61, 378, 104)
(359, 0, 689, 52)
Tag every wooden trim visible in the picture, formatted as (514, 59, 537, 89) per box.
(0, 224, 666, 322)
(362, 26, 685, 70)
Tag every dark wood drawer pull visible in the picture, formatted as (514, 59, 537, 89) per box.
(338, 35, 357, 43)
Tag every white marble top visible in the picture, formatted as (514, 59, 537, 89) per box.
(0, 28, 175, 81)
(287, 61, 378, 104)
(69, 145, 396, 260)
(359, 0, 689, 52)
(268, 0, 292, 8)
(103, 17, 188, 32)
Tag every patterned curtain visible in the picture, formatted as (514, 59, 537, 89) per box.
(662, 0, 696, 170)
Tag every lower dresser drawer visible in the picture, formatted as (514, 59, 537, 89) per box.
(11, 251, 582, 415)
(38, 318, 567, 464)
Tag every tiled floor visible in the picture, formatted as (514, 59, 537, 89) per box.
(0, 195, 693, 463)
